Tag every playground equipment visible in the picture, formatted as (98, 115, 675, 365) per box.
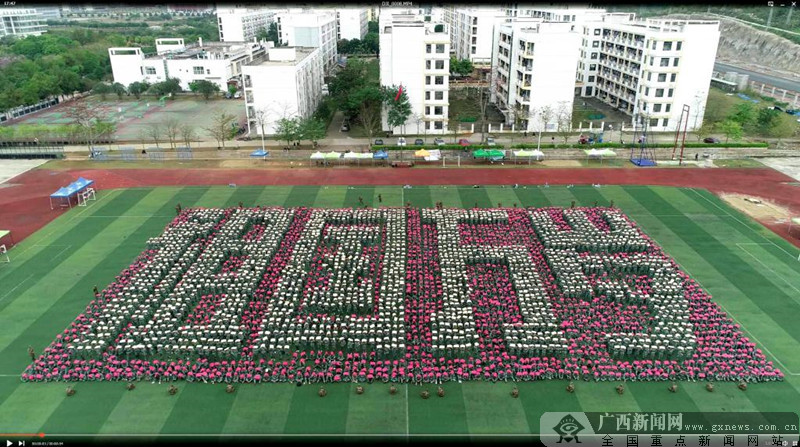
(629, 115, 657, 167)
(671, 104, 691, 165)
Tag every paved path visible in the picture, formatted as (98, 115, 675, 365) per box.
(0, 160, 48, 185)
(758, 158, 800, 183)
(714, 62, 800, 94)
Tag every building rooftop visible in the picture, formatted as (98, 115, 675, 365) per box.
(246, 47, 317, 66)
(145, 41, 264, 60)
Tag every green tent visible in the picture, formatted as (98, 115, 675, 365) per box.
(473, 149, 489, 158)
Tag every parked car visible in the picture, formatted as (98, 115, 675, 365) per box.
(703, 137, 720, 144)
(486, 137, 496, 146)
(233, 91, 242, 99)
(434, 138, 445, 146)
(341, 120, 350, 132)
(414, 139, 424, 145)
(397, 137, 407, 146)
(224, 92, 233, 99)
(458, 139, 471, 147)
(374, 139, 384, 146)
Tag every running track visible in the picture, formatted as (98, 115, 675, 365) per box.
(2, 167, 799, 247)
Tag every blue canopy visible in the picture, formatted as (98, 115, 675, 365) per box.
(50, 187, 73, 198)
(250, 149, 269, 157)
(71, 177, 94, 190)
(373, 150, 389, 159)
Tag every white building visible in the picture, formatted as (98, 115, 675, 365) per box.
(242, 46, 324, 136)
(336, 8, 368, 40)
(216, 6, 276, 43)
(442, 6, 508, 65)
(380, 11, 450, 135)
(276, 11, 338, 73)
(35, 6, 62, 21)
(576, 16, 720, 131)
(0, 9, 47, 37)
(108, 38, 269, 92)
(491, 19, 582, 132)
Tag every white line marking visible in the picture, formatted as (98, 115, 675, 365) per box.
(689, 188, 800, 261)
(736, 243, 800, 298)
(0, 274, 33, 303)
(405, 384, 409, 436)
(50, 245, 72, 262)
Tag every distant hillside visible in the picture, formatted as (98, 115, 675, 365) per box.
(663, 14, 800, 81)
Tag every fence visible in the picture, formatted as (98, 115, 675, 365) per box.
(0, 145, 64, 159)
(748, 81, 800, 108)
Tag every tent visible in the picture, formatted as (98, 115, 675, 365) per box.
(343, 151, 361, 159)
(585, 148, 617, 164)
(250, 149, 269, 158)
(324, 151, 341, 159)
(474, 149, 504, 161)
(473, 149, 489, 159)
(50, 186, 76, 209)
(373, 150, 389, 160)
(513, 149, 544, 164)
(424, 149, 441, 161)
(310, 151, 325, 160)
(414, 149, 430, 158)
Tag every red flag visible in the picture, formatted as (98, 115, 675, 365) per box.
(394, 85, 403, 101)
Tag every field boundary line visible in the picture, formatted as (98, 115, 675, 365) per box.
(736, 243, 800, 298)
(669, 256, 800, 376)
(689, 188, 799, 261)
(0, 274, 34, 304)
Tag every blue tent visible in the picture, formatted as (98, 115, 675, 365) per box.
(70, 177, 94, 190)
(50, 186, 75, 209)
(373, 150, 389, 160)
(250, 149, 269, 157)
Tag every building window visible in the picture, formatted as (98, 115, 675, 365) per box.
(145, 67, 157, 75)
(193, 66, 204, 74)
(658, 73, 667, 82)
(663, 41, 672, 51)
(649, 56, 654, 66)
(590, 52, 598, 59)
(653, 104, 662, 112)
(425, 106, 430, 115)
(655, 88, 664, 97)
(589, 64, 596, 71)
(426, 60, 431, 70)
(592, 40, 599, 48)
(645, 87, 650, 96)
(650, 118, 659, 127)
(426, 44, 432, 53)
(425, 91, 431, 100)
(642, 101, 648, 111)
(588, 75, 595, 82)
(436, 44, 445, 53)
(662, 118, 669, 127)
(594, 29, 600, 35)
(665, 104, 671, 112)
(673, 57, 679, 67)
(676, 41, 682, 51)
(435, 91, 444, 100)
(647, 72, 652, 81)
(426, 76, 431, 85)
(660, 58, 669, 67)
(670, 73, 676, 82)
(435, 76, 444, 85)
(651, 40, 657, 50)
(435, 60, 444, 70)
(434, 106, 443, 115)
(434, 121, 443, 130)
(585, 86, 593, 95)
(668, 88, 673, 97)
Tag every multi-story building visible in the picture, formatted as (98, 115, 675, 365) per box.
(336, 8, 368, 40)
(242, 46, 324, 135)
(276, 11, 338, 73)
(577, 16, 720, 131)
(216, 6, 276, 43)
(108, 38, 269, 91)
(442, 6, 507, 65)
(491, 19, 582, 132)
(380, 11, 450, 135)
(35, 6, 62, 21)
(0, 9, 47, 37)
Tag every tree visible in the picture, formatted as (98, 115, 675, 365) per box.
(368, 21, 378, 33)
(299, 117, 326, 147)
(257, 22, 280, 46)
(765, 115, 797, 140)
(92, 82, 111, 100)
(65, 101, 103, 147)
(510, 103, 528, 143)
(111, 82, 127, 100)
(534, 105, 555, 149)
(253, 107, 272, 153)
(756, 108, 782, 135)
(353, 86, 383, 142)
(728, 102, 757, 131)
(164, 118, 180, 149)
(694, 121, 716, 142)
(472, 71, 496, 143)
(189, 79, 220, 100)
(363, 32, 379, 55)
(203, 109, 238, 149)
(147, 123, 163, 148)
(719, 119, 743, 143)
(180, 123, 196, 148)
(384, 85, 412, 134)
(149, 77, 182, 97)
(555, 102, 574, 144)
(227, 84, 237, 97)
(450, 57, 474, 77)
(128, 81, 149, 99)
(274, 117, 300, 149)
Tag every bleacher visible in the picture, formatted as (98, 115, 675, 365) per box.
(0, 142, 65, 159)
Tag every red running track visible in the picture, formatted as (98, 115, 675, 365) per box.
(2, 167, 799, 247)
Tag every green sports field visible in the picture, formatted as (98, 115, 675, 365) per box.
(0, 184, 799, 439)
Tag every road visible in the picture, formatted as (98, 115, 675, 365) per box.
(714, 62, 800, 94)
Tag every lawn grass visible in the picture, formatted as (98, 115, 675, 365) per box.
(0, 184, 799, 439)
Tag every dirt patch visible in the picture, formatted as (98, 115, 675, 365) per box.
(542, 160, 581, 167)
(720, 193, 794, 222)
